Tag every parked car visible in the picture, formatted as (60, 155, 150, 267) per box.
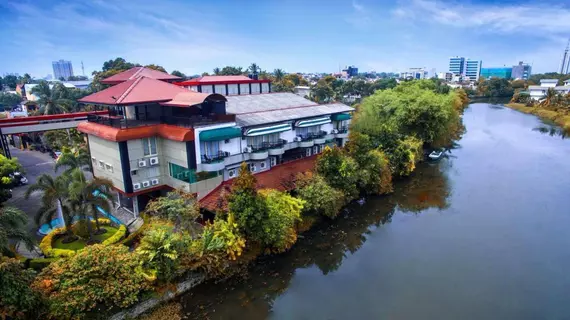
(10, 172, 28, 186)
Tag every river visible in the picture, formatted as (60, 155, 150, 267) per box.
(179, 103, 570, 319)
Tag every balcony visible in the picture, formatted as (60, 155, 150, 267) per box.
(87, 113, 235, 130)
(249, 143, 271, 160)
(335, 127, 349, 139)
(313, 131, 327, 144)
(268, 139, 287, 156)
(201, 151, 229, 172)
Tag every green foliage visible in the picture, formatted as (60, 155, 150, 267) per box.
(0, 257, 44, 319)
(183, 227, 228, 277)
(295, 172, 346, 219)
(170, 70, 186, 79)
(144, 64, 167, 73)
(28, 257, 58, 271)
(389, 138, 417, 177)
(208, 213, 246, 260)
(258, 189, 304, 252)
(0, 92, 23, 108)
(31, 81, 73, 115)
(45, 129, 85, 153)
(144, 190, 200, 234)
(315, 146, 360, 200)
(365, 149, 394, 194)
(0, 154, 22, 203)
(33, 244, 150, 319)
(137, 224, 186, 283)
(528, 72, 570, 86)
(0, 206, 34, 256)
(101, 224, 126, 245)
(477, 78, 514, 98)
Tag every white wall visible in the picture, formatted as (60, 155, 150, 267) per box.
(321, 123, 334, 134)
(251, 83, 260, 94)
(88, 135, 125, 191)
(214, 84, 226, 95)
(193, 123, 238, 165)
(228, 84, 239, 95)
(239, 84, 250, 95)
(280, 128, 296, 142)
(201, 85, 214, 93)
(261, 83, 270, 93)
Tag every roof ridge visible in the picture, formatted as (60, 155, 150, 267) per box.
(116, 77, 144, 104)
(129, 67, 145, 80)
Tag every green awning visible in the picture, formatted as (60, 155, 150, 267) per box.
(331, 113, 351, 121)
(295, 116, 331, 128)
(199, 127, 241, 141)
(245, 123, 291, 137)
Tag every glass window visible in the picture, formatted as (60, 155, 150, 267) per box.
(200, 141, 220, 157)
(143, 137, 157, 156)
(247, 134, 278, 148)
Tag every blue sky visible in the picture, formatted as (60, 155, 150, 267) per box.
(1, 0, 570, 78)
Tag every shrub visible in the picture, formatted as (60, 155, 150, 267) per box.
(0, 257, 44, 319)
(183, 227, 228, 277)
(33, 244, 150, 319)
(258, 189, 304, 253)
(144, 190, 200, 235)
(101, 224, 127, 245)
(208, 213, 246, 261)
(28, 257, 59, 271)
(315, 146, 360, 200)
(136, 224, 186, 283)
(295, 172, 346, 219)
(389, 138, 417, 177)
(39, 227, 76, 258)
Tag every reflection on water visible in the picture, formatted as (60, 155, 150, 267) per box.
(533, 124, 568, 139)
(179, 159, 451, 319)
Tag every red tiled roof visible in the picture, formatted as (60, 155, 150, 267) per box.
(101, 67, 181, 84)
(159, 92, 226, 107)
(77, 122, 195, 142)
(199, 155, 317, 212)
(79, 77, 189, 105)
(175, 75, 271, 86)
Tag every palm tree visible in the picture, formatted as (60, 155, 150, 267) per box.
(539, 88, 558, 108)
(248, 63, 260, 75)
(24, 174, 73, 238)
(55, 148, 92, 175)
(68, 169, 115, 240)
(213, 67, 221, 75)
(31, 80, 72, 115)
(273, 68, 285, 81)
(0, 206, 34, 256)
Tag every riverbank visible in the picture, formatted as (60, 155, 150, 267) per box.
(505, 103, 570, 132)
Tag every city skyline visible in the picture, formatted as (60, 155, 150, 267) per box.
(1, 0, 570, 77)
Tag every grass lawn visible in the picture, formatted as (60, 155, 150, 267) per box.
(53, 226, 120, 251)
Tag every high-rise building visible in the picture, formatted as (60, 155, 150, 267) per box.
(511, 61, 532, 80)
(449, 56, 465, 75)
(464, 59, 482, 81)
(341, 66, 358, 78)
(400, 67, 428, 79)
(480, 67, 512, 80)
(52, 59, 74, 80)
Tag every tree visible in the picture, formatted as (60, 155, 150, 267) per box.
(478, 78, 514, 98)
(310, 78, 335, 103)
(24, 174, 73, 239)
(295, 172, 345, 219)
(258, 189, 304, 252)
(67, 75, 88, 81)
(33, 244, 150, 319)
(271, 79, 295, 93)
(539, 88, 558, 108)
(0, 207, 34, 256)
(248, 63, 260, 75)
(144, 190, 200, 235)
(273, 68, 285, 81)
(315, 146, 360, 200)
(31, 81, 72, 114)
(212, 67, 221, 75)
(2, 75, 18, 90)
(54, 147, 91, 175)
(67, 169, 115, 240)
(219, 66, 244, 76)
(21, 73, 32, 85)
(137, 224, 185, 283)
(0, 92, 22, 108)
(0, 155, 23, 203)
(92, 57, 140, 91)
(171, 70, 186, 79)
(144, 64, 167, 73)
(0, 258, 44, 319)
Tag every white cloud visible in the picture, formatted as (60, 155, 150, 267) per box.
(394, 0, 570, 38)
(345, 0, 372, 28)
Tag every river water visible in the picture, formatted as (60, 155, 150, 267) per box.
(180, 103, 570, 319)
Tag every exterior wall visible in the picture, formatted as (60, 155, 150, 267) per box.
(193, 122, 239, 165)
(127, 138, 163, 190)
(251, 83, 261, 94)
(89, 135, 125, 191)
(261, 83, 270, 93)
(239, 84, 250, 95)
(214, 84, 226, 95)
(227, 84, 239, 95)
(201, 85, 214, 93)
(188, 86, 199, 92)
(280, 128, 297, 142)
(321, 122, 334, 133)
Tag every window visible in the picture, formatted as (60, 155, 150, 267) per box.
(313, 146, 319, 154)
(142, 137, 157, 156)
(98, 160, 104, 168)
(200, 141, 220, 158)
(248, 163, 257, 172)
(247, 133, 279, 148)
(105, 163, 113, 172)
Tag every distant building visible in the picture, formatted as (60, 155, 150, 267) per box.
(449, 56, 465, 76)
(511, 61, 532, 80)
(437, 72, 453, 82)
(480, 67, 512, 80)
(528, 79, 569, 101)
(52, 60, 74, 80)
(401, 68, 428, 80)
(24, 79, 92, 101)
(341, 66, 358, 78)
(464, 59, 482, 81)
(294, 86, 311, 97)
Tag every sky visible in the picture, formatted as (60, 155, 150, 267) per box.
(1, 0, 570, 78)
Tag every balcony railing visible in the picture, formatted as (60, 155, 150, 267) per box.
(337, 127, 348, 134)
(249, 139, 287, 152)
(298, 131, 326, 141)
(87, 113, 236, 129)
(201, 151, 230, 163)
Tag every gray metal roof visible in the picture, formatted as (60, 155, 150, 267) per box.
(235, 103, 354, 127)
(226, 92, 316, 114)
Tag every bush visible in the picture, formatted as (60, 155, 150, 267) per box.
(39, 227, 76, 258)
(28, 257, 59, 271)
(258, 189, 304, 253)
(102, 224, 127, 245)
(295, 172, 346, 219)
(144, 190, 200, 234)
(33, 244, 150, 319)
(136, 224, 186, 283)
(315, 146, 360, 200)
(208, 213, 246, 261)
(0, 257, 44, 319)
(389, 138, 417, 177)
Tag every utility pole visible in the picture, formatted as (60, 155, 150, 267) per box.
(560, 38, 569, 74)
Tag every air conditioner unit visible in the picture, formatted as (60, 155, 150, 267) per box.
(138, 160, 147, 167)
(133, 183, 141, 190)
(228, 169, 236, 178)
(331, 129, 339, 134)
(293, 136, 302, 142)
(243, 146, 253, 153)
(142, 181, 150, 187)
(149, 157, 159, 165)
(151, 178, 159, 186)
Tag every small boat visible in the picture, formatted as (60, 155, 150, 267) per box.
(428, 150, 444, 160)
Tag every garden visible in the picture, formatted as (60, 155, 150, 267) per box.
(0, 79, 469, 320)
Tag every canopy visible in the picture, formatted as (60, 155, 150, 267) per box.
(245, 123, 291, 137)
(295, 116, 331, 128)
(331, 113, 351, 121)
(199, 127, 241, 141)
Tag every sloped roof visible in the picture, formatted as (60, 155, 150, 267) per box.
(175, 75, 270, 86)
(160, 92, 226, 107)
(101, 67, 181, 84)
(79, 77, 188, 105)
(235, 103, 354, 127)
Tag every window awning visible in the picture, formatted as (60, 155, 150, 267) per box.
(331, 113, 351, 121)
(245, 123, 291, 137)
(295, 116, 331, 128)
(199, 127, 241, 141)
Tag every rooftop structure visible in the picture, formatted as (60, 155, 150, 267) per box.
(176, 75, 271, 96)
(480, 67, 512, 80)
(100, 67, 182, 85)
